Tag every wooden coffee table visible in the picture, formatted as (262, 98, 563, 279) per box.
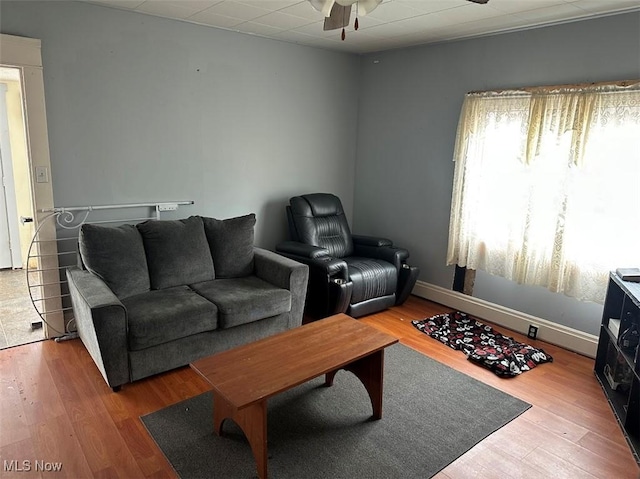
(190, 313, 398, 479)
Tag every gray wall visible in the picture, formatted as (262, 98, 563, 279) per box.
(0, 1, 360, 249)
(354, 12, 640, 335)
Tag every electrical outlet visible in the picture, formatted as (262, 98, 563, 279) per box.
(158, 203, 178, 211)
(527, 325, 538, 340)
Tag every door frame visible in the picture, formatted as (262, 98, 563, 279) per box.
(0, 34, 62, 338)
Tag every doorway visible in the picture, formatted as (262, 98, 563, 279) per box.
(1, 34, 60, 346)
(0, 70, 26, 270)
(0, 66, 43, 349)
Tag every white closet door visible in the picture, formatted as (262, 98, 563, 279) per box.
(0, 82, 20, 269)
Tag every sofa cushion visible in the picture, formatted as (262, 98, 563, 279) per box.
(191, 276, 291, 329)
(79, 223, 150, 299)
(122, 285, 218, 351)
(137, 216, 215, 290)
(201, 214, 256, 278)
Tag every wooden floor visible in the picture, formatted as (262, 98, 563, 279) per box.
(1, 295, 638, 478)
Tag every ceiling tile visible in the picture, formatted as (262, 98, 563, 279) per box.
(353, 14, 386, 29)
(442, 14, 530, 38)
(357, 21, 413, 38)
(395, 1, 467, 15)
(487, 0, 569, 15)
(88, 0, 146, 9)
(392, 29, 451, 46)
(411, 4, 494, 28)
(237, 0, 300, 9)
(189, 9, 246, 27)
(571, 0, 640, 14)
(468, 14, 534, 31)
(387, 12, 450, 32)
(252, 10, 316, 29)
(234, 21, 287, 36)
(366, 1, 425, 22)
(173, 1, 223, 11)
(136, 1, 209, 19)
(514, 3, 588, 22)
(278, 1, 325, 20)
(202, 0, 272, 20)
(81, 0, 639, 54)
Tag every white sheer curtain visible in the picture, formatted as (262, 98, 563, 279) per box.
(447, 83, 640, 303)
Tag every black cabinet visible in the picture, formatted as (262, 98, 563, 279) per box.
(594, 272, 640, 464)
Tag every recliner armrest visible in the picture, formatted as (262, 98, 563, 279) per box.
(353, 243, 410, 271)
(310, 256, 349, 281)
(274, 250, 351, 318)
(352, 235, 393, 248)
(275, 249, 348, 282)
(276, 241, 329, 259)
(66, 267, 129, 389)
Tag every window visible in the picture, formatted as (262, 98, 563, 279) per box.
(447, 82, 640, 303)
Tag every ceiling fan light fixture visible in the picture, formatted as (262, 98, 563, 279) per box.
(309, 0, 334, 17)
(309, 0, 382, 38)
(309, 0, 382, 19)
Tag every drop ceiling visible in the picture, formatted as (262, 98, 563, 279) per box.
(86, 0, 640, 53)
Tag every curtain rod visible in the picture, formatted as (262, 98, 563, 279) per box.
(467, 78, 640, 95)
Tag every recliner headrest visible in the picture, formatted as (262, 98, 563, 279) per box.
(290, 193, 344, 218)
(287, 193, 353, 257)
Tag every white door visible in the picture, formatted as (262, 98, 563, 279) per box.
(0, 147, 13, 268)
(0, 155, 12, 268)
(0, 82, 20, 269)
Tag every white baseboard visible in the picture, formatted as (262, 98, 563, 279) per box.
(412, 280, 598, 358)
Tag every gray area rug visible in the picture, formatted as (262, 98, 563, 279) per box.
(141, 344, 530, 478)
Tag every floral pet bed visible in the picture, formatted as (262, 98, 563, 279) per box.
(412, 311, 553, 377)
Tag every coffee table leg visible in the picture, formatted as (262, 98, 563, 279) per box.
(213, 393, 268, 479)
(325, 369, 337, 386)
(343, 349, 384, 419)
(213, 392, 233, 435)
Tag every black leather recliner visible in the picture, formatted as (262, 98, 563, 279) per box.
(276, 193, 419, 319)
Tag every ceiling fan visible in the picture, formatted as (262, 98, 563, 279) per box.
(309, 0, 490, 40)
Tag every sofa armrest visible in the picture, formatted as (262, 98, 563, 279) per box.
(66, 267, 129, 389)
(253, 248, 309, 329)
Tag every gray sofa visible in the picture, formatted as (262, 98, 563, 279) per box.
(66, 214, 309, 391)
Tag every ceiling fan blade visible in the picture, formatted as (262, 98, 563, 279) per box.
(323, 3, 350, 31)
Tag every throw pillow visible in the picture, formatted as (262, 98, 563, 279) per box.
(79, 223, 150, 299)
(201, 213, 256, 278)
(137, 216, 215, 289)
